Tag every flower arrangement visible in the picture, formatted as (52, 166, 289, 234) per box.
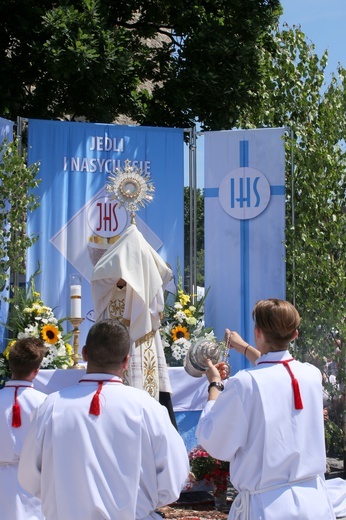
(188, 445, 229, 493)
(161, 281, 215, 365)
(0, 276, 73, 384)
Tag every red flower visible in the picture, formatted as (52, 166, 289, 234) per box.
(188, 445, 229, 484)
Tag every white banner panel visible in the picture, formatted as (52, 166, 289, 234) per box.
(204, 128, 286, 374)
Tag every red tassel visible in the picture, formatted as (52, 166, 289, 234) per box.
(257, 359, 304, 410)
(292, 377, 303, 410)
(12, 388, 21, 427)
(89, 382, 103, 416)
(283, 361, 304, 410)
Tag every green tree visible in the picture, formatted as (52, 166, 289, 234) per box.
(0, 0, 281, 129)
(237, 25, 346, 362)
(0, 139, 41, 292)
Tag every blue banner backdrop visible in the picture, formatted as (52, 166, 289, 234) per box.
(26, 120, 185, 345)
(0, 117, 14, 351)
(204, 128, 286, 375)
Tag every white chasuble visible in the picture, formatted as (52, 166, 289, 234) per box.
(91, 224, 173, 399)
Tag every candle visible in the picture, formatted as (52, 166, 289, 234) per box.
(70, 274, 82, 318)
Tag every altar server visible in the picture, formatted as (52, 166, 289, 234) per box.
(19, 319, 189, 520)
(197, 298, 335, 520)
(0, 337, 46, 520)
(91, 223, 176, 425)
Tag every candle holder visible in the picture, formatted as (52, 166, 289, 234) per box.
(68, 317, 85, 369)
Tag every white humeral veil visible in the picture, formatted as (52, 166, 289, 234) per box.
(91, 224, 173, 399)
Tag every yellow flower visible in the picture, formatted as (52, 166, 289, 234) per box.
(41, 324, 60, 344)
(178, 290, 190, 306)
(65, 343, 73, 356)
(3, 340, 16, 360)
(171, 325, 190, 341)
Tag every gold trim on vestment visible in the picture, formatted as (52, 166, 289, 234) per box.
(142, 340, 159, 398)
(107, 298, 125, 320)
(135, 330, 155, 348)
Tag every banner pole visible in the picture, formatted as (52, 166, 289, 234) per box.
(187, 126, 197, 299)
(289, 126, 295, 308)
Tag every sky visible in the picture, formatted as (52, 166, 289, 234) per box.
(279, 0, 346, 78)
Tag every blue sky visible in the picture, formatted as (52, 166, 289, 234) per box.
(280, 0, 346, 77)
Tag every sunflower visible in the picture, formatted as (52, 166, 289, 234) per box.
(171, 325, 190, 341)
(41, 324, 60, 344)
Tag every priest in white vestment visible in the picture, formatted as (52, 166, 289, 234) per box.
(91, 223, 177, 425)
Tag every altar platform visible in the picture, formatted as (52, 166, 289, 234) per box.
(35, 366, 208, 452)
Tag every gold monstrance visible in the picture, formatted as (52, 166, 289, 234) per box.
(106, 159, 155, 224)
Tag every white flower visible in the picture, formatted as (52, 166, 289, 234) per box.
(171, 338, 191, 361)
(174, 311, 186, 323)
(162, 324, 171, 335)
(174, 302, 183, 310)
(174, 337, 190, 347)
(172, 349, 182, 360)
(194, 322, 204, 335)
(18, 331, 30, 339)
(40, 357, 49, 368)
(24, 324, 39, 337)
(56, 342, 66, 357)
(204, 331, 216, 341)
(45, 353, 55, 364)
(45, 344, 57, 361)
(161, 337, 170, 349)
(186, 316, 197, 326)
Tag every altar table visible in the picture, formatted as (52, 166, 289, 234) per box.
(35, 366, 208, 452)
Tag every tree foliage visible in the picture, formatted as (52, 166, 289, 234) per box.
(237, 25, 346, 359)
(0, 139, 41, 291)
(0, 0, 281, 129)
